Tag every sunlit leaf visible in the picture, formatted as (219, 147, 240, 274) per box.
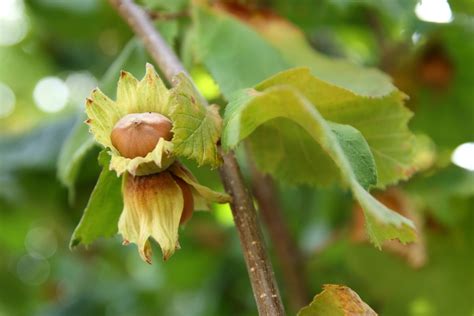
(193, 5, 416, 187)
(223, 68, 416, 246)
(169, 73, 222, 167)
(298, 284, 377, 316)
(250, 11, 396, 97)
(192, 4, 288, 98)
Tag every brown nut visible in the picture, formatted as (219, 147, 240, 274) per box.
(111, 112, 173, 159)
(174, 177, 194, 224)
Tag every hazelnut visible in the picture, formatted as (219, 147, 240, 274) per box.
(111, 112, 173, 159)
(174, 177, 194, 224)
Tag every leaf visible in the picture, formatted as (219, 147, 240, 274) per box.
(70, 151, 123, 248)
(250, 13, 396, 97)
(192, 6, 416, 187)
(298, 285, 377, 316)
(223, 69, 416, 246)
(255, 68, 416, 188)
(57, 116, 96, 201)
(192, 3, 394, 98)
(169, 73, 222, 168)
(191, 4, 289, 98)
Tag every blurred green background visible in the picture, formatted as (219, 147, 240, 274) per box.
(0, 0, 473, 315)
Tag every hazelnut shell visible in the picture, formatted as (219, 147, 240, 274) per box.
(111, 112, 173, 159)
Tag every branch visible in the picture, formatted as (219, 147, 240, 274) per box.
(249, 160, 310, 312)
(108, 1, 285, 314)
(147, 10, 189, 21)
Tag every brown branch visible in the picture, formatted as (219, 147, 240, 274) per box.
(249, 160, 310, 312)
(219, 149, 285, 315)
(107, 0, 285, 315)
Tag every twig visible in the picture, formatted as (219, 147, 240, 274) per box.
(107, 0, 285, 314)
(249, 159, 310, 311)
(219, 149, 285, 315)
(147, 10, 189, 21)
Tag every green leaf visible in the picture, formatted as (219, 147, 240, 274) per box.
(70, 151, 123, 248)
(57, 117, 95, 201)
(192, 4, 289, 98)
(169, 73, 222, 168)
(254, 14, 396, 97)
(298, 285, 377, 316)
(192, 4, 394, 98)
(192, 6, 416, 187)
(254, 68, 416, 188)
(223, 69, 416, 246)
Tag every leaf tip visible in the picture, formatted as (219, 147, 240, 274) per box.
(69, 237, 81, 250)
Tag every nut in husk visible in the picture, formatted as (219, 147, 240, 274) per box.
(119, 162, 230, 263)
(111, 112, 173, 159)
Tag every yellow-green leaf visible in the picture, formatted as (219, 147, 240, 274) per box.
(298, 285, 377, 316)
(169, 73, 222, 168)
(256, 68, 416, 187)
(222, 69, 416, 246)
(192, 6, 417, 187)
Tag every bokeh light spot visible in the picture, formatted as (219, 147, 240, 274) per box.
(191, 67, 221, 100)
(451, 142, 474, 171)
(16, 255, 50, 285)
(415, 0, 453, 24)
(0, 0, 29, 46)
(411, 32, 422, 44)
(65, 72, 98, 107)
(410, 297, 435, 316)
(33, 77, 70, 113)
(0, 82, 16, 118)
(25, 227, 58, 259)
